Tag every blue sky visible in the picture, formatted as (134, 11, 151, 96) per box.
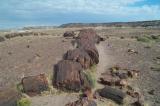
(0, 0, 160, 29)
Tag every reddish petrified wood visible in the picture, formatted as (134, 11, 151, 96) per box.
(53, 60, 83, 92)
(22, 74, 49, 96)
(64, 48, 92, 69)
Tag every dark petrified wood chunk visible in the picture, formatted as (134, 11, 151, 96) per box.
(64, 48, 92, 69)
(22, 74, 49, 96)
(98, 86, 126, 104)
(63, 31, 75, 37)
(0, 88, 21, 106)
(77, 29, 100, 44)
(53, 60, 83, 92)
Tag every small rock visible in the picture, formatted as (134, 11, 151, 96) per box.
(99, 74, 120, 86)
(66, 97, 97, 106)
(128, 70, 139, 78)
(63, 31, 75, 37)
(26, 45, 30, 48)
(0, 36, 5, 42)
(148, 89, 155, 95)
(128, 49, 138, 54)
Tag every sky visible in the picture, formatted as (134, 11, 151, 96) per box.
(0, 0, 160, 29)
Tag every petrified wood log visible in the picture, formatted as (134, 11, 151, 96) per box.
(99, 86, 126, 104)
(53, 60, 83, 92)
(64, 48, 92, 69)
(22, 74, 49, 96)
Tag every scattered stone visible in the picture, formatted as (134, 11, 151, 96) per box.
(148, 89, 155, 95)
(64, 48, 92, 69)
(131, 100, 144, 106)
(98, 86, 126, 104)
(118, 79, 128, 87)
(0, 88, 21, 106)
(120, 36, 125, 39)
(82, 87, 93, 100)
(53, 60, 83, 92)
(65, 97, 97, 106)
(63, 31, 75, 37)
(0, 36, 5, 42)
(26, 45, 30, 48)
(22, 74, 49, 96)
(118, 73, 128, 79)
(8, 52, 12, 55)
(128, 70, 139, 78)
(99, 74, 120, 86)
(128, 49, 138, 54)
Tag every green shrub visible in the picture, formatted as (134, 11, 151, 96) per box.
(16, 83, 24, 93)
(82, 68, 96, 88)
(17, 98, 31, 106)
(137, 36, 151, 43)
(137, 35, 160, 43)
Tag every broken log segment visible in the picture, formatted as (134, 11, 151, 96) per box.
(98, 86, 126, 104)
(64, 48, 92, 69)
(22, 74, 49, 96)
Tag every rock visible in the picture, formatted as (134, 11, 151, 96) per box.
(0, 36, 5, 42)
(22, 74, 49, 96)
(64, 48, 92, 69)
(118, 73, 128, 79)
(148, 89, 155, 95)
(0, 88, 21, 106)
(118, 79, 128, 87)
(128, 70, 139, 78)
(128, 49, 138, 54)
(98, 86, 126, 104)
(53, 60, 83, 92)
(82, 87, 93, 100)
(76, 29, 99, 64)
(99, 74, 120, 86)
(65, 97, 97, 106)
(77, 29, 100, 44)
(131, 100, 144, 106)
(63, 31, 75, 37)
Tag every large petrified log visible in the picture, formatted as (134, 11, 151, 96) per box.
(76, 42, 99, 65)
(77, 29, 100, 44)
(76, 29, 99, 64)
(64, 48, 92, 69)
(22, 74, 49, 96)
(53, 60, 83, 92)
(98, 86, 126, 104)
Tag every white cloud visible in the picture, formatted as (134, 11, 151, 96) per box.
(0, 0, 160, 19)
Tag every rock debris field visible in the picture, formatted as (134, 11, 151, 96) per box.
(0, 27, 160, 106)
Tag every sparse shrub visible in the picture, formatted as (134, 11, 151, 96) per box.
(17, 98, 31, 106)
(82, 71, 96, 88)
(137, 35, 160, 43)
(90, 64, 97, 72)
(137, 36, 151, 43)
(16, 83, 24, 93)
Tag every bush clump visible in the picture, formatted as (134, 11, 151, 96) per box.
(137, 35, 160, 43)
(17, 98, 31, 106)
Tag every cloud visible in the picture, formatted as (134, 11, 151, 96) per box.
(0, 0, 160, 27)
(1, 0, 160, 15)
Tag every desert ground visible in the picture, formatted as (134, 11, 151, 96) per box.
(0, 27, 160, 106)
